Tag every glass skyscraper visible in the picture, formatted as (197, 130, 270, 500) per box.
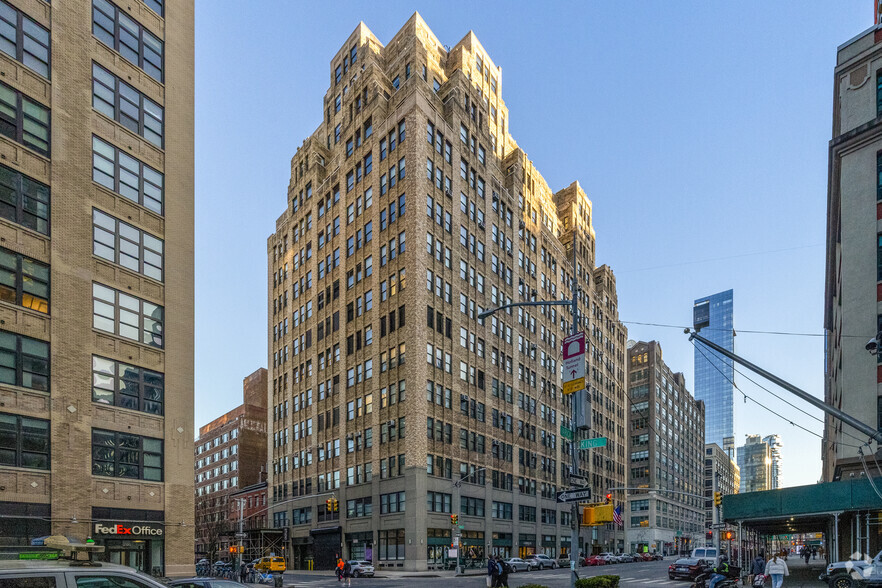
(693, 289, 735, 455)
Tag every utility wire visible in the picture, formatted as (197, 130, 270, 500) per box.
(623, 320, 873, 339)
(727, 360, 871, 448)
(691, 339, 864, 450)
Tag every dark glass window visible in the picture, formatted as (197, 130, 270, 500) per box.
(0, 82, 49, 156)
(0, 1, 50, 78)
(0, 164, 49, 234)
(92, 428, 163, 481)
(92, 355, 164, 415)
(92, 135, 163, 214)
(0, 247, 48, 313)
(92, 0, 163, 81)
(92, 63, 163, 148)
(0, 412, 49, 469)
(0, 330, 48, 391)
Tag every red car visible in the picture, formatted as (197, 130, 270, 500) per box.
(583, 555, 608, 566)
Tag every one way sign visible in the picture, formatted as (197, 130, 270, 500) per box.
(557, 488, 592, 503)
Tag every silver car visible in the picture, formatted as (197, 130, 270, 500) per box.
(348, 561, 374, 578)
(503, 557, 533, 572)
(527, 554, 558, 570)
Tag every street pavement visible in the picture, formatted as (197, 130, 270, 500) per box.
(265, 556, 828, 588)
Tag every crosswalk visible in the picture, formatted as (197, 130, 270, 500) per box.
(512, 573, 684, 586)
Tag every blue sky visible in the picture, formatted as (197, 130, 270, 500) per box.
(194, 1, 871, 487)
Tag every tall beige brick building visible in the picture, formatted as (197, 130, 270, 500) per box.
(267, 14, 627, 571)
(0, 0, 194, 577)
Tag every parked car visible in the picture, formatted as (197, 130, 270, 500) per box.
(598, 552, 618, 564)
(347, 561, 374, 578)
(584, 555, 608, 566)
(668, 558, 710, 581)
(557, 556, 573, 568)
(503, 558, 532, 572)
(819, 549, 882, 587)
(527, 554, 558, 570)
(619, 553, 635, 563)
(170, 579, 248, 588)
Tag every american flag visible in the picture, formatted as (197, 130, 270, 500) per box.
(612, 505, 622, 526)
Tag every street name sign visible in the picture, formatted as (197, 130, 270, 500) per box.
(560, 425, 574, 440)
(579, 437, 608, 450)
(557, 488, 592, 503)
(569, 476, 588, 487)
(562, 332, 586, 395)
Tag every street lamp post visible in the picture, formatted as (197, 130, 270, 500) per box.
(452, 467, 486, 575)
(478, 230, 583, 588)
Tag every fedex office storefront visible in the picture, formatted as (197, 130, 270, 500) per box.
(91, 508, 165, 576)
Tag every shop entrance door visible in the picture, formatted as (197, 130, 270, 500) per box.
(107, 543, 146, 572)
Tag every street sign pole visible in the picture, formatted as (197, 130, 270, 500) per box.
(569, 230, 580, 588)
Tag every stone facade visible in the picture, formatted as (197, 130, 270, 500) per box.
(0, 0, 194, 578)
(195, 368, 268, 560)
(266, 13, 628, 571)
(823, 24, 882, 482)
(625, 341, 705, 556)
(704, 443, 739, 532)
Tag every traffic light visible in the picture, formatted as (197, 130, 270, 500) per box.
(723, 531, 734, 541)
(713, 492, 722, 507)
(706, 531, 713, 540)
(332, 498, 339, 512)
(326, 498, 333, 513)
(450, 514, 459, 525)
(605, 493, 612, 504)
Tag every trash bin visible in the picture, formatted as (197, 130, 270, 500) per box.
(273, 574, 283, 588)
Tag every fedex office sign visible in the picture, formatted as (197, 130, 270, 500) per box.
(94, 523, 164, 536)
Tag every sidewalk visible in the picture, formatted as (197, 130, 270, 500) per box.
(762, 557, 826, 587)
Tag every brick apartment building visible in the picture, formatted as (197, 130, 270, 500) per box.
(0, 0, 194, 577)
(195, 368, 268, 561)
(227, 481, 272, 562)
(266, 13, 629, 571)
(625, 341, 705, 556)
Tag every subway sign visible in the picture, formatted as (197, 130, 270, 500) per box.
(94, 522, 164, 536)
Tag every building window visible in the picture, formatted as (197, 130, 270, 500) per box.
(380, 491, 405, 514)
(92, 282, 164, 348)
(92, 355, 164, 415)
(92, 136, 163, 214)
(92, 0, 163, 81)
(0, 412, 48, 469)
(0, 247, 48, 313)
(92, 63, 163, 148)
(878, 69, 882, 118)
(0, 330, 48, 391)
(378, 529, 405, 560)
(92, 428, 163, 481)
(143, 0, 163, 16)
(93, 208, 164, 281)
(0, 1, 50, 78)
(0, 82, 49, 156)
(426, 491, 452, 513)
(0, 164, 49, 234)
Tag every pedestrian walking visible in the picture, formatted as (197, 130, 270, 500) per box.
(804, 548, 811, 565)
(498, 559, 511, 588)
(239, 562, 247, 584)
(486, 556, 497, 588)
(748, 551, 765, 585)
(336, 557, 344, 582)
(766, 552, 790, 588)
(812, 547, 818, 560)
(342, 560, 352, 588)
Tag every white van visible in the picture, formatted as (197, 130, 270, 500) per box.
(692, 547, 719, 565)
